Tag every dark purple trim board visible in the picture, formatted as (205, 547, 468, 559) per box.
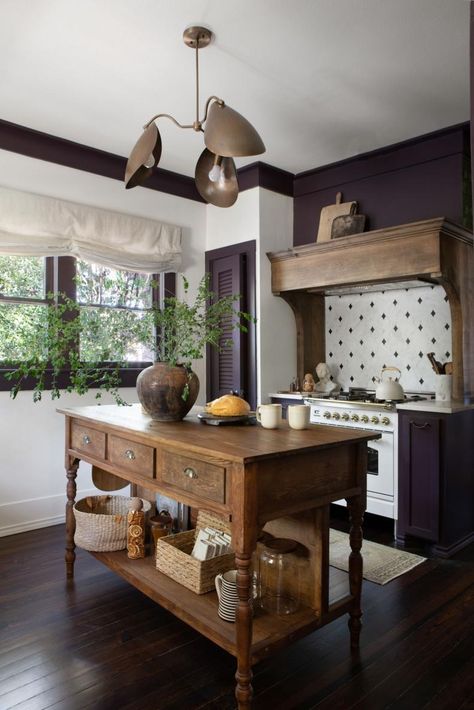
(0, 118, 470, 246)
(0, 119, 204, 203)
(293, 123, 471, 246)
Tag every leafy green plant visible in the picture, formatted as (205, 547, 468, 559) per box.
(2, 274, 254, 403)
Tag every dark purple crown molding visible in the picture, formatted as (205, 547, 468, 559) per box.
(0, 118, 205, 203)
(0, 118, 294, 202)
(294, 122, 470, 197)
(237, 162, 294, 196)
(0, 118, 468, 208)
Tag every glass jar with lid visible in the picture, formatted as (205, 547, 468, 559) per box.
(258, 538, 300, 615)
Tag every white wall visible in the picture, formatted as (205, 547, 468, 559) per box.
(258, 189, 296, 399)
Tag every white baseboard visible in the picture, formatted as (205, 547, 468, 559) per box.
(0, 514, 66, 538)
(0, 488, 123, 538)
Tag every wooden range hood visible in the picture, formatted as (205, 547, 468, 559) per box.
(268, 218, 474, 402)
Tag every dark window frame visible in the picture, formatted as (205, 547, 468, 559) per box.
(0, 256, 175, 392)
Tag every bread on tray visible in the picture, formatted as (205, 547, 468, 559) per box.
(204, 394, 251, 417)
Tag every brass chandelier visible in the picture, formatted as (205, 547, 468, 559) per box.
(125, 26, 265, 208)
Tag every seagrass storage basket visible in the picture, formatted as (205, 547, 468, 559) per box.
(156, 510, 234, 594)
(74, 495, 152, 552)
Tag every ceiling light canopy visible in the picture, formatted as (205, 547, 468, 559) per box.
(125, 26, 265, 208)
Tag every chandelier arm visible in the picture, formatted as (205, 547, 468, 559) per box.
(200, 95, 225, 126)
(195, 42, 199, 127)
(143, 114, 195, 130)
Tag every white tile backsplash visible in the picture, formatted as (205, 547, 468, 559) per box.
(325, 285, 451, 393)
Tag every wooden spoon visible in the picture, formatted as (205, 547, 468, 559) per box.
(427, 352, 443, 374)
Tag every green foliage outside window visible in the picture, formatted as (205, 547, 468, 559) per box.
(1, 256, 254, 404)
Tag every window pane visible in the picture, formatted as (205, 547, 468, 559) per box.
(0, 256, 45, 299)
(76, 260, 154, 309)
(80, 307, 154, 362)
(0, 303, 48, 361)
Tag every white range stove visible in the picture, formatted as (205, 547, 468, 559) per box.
(304, 390, 426, 522)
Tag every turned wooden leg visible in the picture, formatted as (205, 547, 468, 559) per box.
(346, 496, 364, 649)
(66, 458, 80, 578)
(234, 551, 253, 709)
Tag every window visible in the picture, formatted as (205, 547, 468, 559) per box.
(76, 260, 155, 363)
(0, 255, 170, 390)
(0, 255, 51, 361)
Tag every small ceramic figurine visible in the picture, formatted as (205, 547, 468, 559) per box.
(314, 362, 340, 395)
(127, 497, 145, 559)
(302, 373, 315, 392)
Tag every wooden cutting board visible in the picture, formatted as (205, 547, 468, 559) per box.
(316, 192, 357, 243)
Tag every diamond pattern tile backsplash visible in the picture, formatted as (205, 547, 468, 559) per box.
(325, 285, 451, 393)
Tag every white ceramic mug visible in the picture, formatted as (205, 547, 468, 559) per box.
(288, 404, 311, 430)
(215, 569, 239, 622)
(435, 374, 452, 402)
(256, 403, 282, 429)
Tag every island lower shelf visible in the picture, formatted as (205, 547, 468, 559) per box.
(90, 549, 353, 664)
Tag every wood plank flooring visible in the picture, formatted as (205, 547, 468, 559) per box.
(1, 517, 474, 709)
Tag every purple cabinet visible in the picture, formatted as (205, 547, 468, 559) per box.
(397, 409, 474, 557)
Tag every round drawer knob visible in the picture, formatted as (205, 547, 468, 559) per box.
(83, 435, 91, 445)
(184, 467, 198, 479)
(124, 449, 136, 460)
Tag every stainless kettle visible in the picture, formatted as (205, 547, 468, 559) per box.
(374, 367, 404, 401)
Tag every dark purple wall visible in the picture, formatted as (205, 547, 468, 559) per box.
(293, 124, 470, 247)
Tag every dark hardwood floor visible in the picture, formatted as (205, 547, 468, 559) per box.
(1, 519, 474, 710)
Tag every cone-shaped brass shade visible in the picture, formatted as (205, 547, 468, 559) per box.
(195, 148, 238, 207)
(125, 123, 162, 189)
(204, 101, 265, 158)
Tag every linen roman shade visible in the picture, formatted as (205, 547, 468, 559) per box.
(0, 186, 182, 273)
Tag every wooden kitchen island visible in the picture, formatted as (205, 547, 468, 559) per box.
(59, 404, 379, 708)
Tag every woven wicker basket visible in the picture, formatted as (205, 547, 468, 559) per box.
(74, 495, 152, 552)
(156, 511, 234, 594)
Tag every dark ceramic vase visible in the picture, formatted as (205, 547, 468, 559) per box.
(136, 363, 199, 421)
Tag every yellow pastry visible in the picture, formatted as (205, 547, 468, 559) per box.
(205, 394, 251, 417)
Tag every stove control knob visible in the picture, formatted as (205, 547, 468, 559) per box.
(370, 416, 380, 425)
(332, 412, 340, 420)
(323, 411, 331, 419)
(350, 414, 359, 422)
(341, 413, 350, 421)
(361, 415, 369, 423)
(381, 416, 390, 426)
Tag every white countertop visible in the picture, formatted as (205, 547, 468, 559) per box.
(269, 392, 473, 414)
(396, 400, 474, 414)
(268, 392, 304, 400)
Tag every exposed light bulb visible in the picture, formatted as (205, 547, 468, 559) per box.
(143, 153, 155, 169)
(208, 164, 224, 182)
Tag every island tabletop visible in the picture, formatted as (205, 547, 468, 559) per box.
(58, 403, 379, 709)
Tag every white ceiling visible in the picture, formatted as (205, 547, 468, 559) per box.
(0, 0, 470, 178)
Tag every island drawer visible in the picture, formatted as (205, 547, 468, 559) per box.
(107, 435, 155, 478)
(71, 422, 106, 459)
(161, 450, 226, 504)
